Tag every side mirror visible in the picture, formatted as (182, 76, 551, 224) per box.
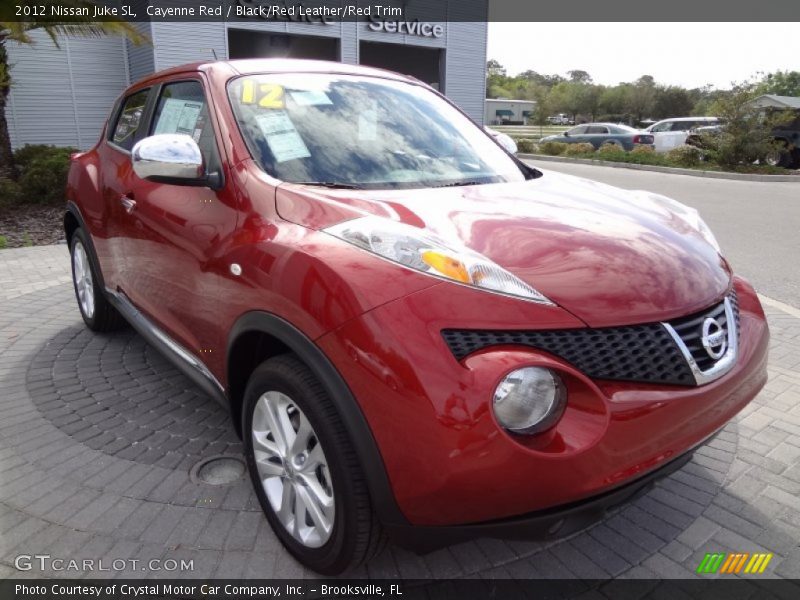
(563, 131, 570, 137)
(484, 127, 518, 154)
(132, 134, 221, 188)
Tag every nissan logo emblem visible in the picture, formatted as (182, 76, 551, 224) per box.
(701, 317, 728, 360)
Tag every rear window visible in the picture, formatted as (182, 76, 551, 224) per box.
(111, 89, 150, 151)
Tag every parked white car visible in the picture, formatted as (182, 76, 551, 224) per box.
(547, 113, 573, 125)
(646, 117, 721, 152)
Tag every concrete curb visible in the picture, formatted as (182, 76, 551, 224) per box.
(519, 154, 800, 182)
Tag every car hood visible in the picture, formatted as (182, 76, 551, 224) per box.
(275, 169, 730, 327)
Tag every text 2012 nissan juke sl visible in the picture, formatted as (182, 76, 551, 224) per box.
(64, 59, 769, 574)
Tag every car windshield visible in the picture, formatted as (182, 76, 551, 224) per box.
(227, 73, 530, 189)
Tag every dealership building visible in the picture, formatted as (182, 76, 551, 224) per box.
(6, 13, 488, 150)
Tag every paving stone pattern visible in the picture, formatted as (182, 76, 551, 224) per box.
(1, 245, 799, 580)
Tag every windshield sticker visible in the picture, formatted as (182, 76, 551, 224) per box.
(241, 80, 285, 109)
(289, 90, 333, 107)
(154, 99, 203, 136)
(358, 108, 378, 141)
(255, 111, 310, 163)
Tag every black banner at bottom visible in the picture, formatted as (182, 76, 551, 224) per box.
(3, 579, 800, 600)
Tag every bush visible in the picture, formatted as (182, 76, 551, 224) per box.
(11, 145, 76, 206)
(631, 145, 655, 155)
(564, 143, 595, 156)
(666, 144, 703, 167)
(596, 143, 628, 161)
(538, 141, 568, 156)
(0, 177, 22, 208)
(515, 138, 536, 153)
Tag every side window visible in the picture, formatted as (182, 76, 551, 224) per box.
(585, 126, 609, 134)
(651, 122, 672, 133)
(151, 80, 219, 169)
(111, 89, 150, 151)
(568, 126, 586, 135)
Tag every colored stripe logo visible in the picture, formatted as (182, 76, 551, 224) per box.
(697, 552, 773, 574)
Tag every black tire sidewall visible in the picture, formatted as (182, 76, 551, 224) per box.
(242, 358, 359, 574)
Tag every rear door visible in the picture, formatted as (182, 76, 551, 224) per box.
(123, 77, 238, 365)
(583, 125, 610, 148)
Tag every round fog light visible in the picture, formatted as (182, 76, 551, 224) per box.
(493, 367, 566, 435)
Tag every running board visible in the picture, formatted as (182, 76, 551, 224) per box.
(105, 289, 228, 407)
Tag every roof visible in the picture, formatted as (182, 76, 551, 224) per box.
(485, 98, 537, 105)
(652, 117, 720, 123)
(750, 94, 800, 109)
(131, 58, 415, 88)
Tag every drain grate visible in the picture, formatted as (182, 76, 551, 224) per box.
(191, 455, 246, 485)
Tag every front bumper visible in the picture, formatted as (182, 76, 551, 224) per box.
(317, 276, 769, 527)
(385, 440, 698, 553)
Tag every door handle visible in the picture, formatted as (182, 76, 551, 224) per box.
(120, 195, 136, 214)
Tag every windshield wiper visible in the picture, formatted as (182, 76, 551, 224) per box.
(290, 181, 364, 189)
(431, 180, 487, 188)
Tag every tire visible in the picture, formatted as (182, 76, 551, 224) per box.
(69, 229, 126, 332)
(242, 354, 385, 574)
(765, 142, 793, 168)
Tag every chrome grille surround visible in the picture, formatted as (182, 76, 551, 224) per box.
(662, 293, 738, 386)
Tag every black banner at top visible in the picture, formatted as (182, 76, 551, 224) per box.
(2, 0, 800, 23)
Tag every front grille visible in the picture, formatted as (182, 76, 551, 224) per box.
(442, 293, 738, 387)
(667, 289, 737, 372)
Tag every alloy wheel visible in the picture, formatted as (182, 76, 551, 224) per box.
(251, 391, 335, 548)
(72, 240, 95, 319)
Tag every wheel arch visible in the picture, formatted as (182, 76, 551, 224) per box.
(64, 202, 106, 289)
(226, 311, 409, 526)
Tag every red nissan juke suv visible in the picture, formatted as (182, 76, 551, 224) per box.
(64, 59, 769, 574)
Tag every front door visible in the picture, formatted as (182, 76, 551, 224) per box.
(123, 78, 238, 367)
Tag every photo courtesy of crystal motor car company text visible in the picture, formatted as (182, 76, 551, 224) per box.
(2, 0, 800, 595)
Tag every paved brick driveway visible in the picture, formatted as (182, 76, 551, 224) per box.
(1, 245, 799, 580)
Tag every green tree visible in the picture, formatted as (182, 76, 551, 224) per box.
(653, 86, 694, 119)
(1, 1, 147, 178)
(624, 75, 657, 124)
(757, 70, 800, 97)
(567, 70, 593, 84)
(550, 81, 597, 122)
(702, 82, 791, 168)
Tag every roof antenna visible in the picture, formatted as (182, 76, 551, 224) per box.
(210, 48, 218, 60)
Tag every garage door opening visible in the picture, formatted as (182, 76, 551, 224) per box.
(228, 30, 339, 61)
(359, 42, 443, 91)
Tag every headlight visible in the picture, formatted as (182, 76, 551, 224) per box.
(493, 367, 566, 434)
(324, 216, 553, 304)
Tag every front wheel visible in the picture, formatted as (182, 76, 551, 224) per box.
(69, 229, 126, 332)
(242, 355, 385, 574)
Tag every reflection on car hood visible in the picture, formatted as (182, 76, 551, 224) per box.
(275, 169, 730, 327)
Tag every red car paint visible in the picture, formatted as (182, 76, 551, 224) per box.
(67, 59, 769, 528)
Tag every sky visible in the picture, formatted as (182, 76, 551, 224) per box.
(487, 23, 798, 89)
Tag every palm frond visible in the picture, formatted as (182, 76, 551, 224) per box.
(1, 1, 149, 47)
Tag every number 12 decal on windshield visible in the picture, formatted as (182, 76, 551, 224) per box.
(241, 81, 284, 109)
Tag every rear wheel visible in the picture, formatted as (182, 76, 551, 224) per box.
(765, 142, 793, 168)
(69, 229, 126, 332)
(243, 355, 384, 574)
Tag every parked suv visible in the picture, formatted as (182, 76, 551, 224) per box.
(646, 117, 721, 152)
(66, 59, 769, 574)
